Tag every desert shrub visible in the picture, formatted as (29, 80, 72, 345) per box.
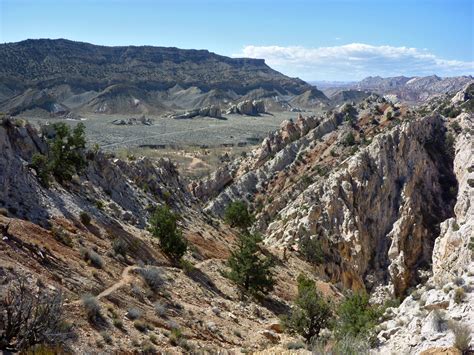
(300, 174, 313, 188)
(180, 259, 195, 274)
(31, 153, 51, 187)
(113, 319, 123, 329)
(442, 106, 462, 118)
(149, 205, 187, 260)
(454, 287, 466, 304)
(133, 320, 148, 332)
(127, 307, 142, 320)
(432, 309, 446, 332)
(141, 340, 157, 354)
(139, 266, 164, 292)
(286, 341, 306, 350)
(51, 226, 73, 247)
(112, 239, 128, 258)
(282, 274, 332, 343)
(450, 321, 472, 353)
(450, 121, 462, 133)
(343, 132, 356, 147)
(224, 200, 254, 230)
(335, 292, 383, 342)
(81, 294, 102, 324)
(95, 200, 105, 210)
(169, 328, 183, 346)
(0, 279, 72, 351)
(79, 212, 91, 226)
(226, 232, 275, 296)
(329, 334, 370, 355)
(81, 248, 104, 268)
(299, 235, 324, 264)
(149, 333, 158, 344)
(100, 331, 112, 344)
(154, 302, 167, 317)
(411, 289, 422, 300)
(445, 132, 456, 158)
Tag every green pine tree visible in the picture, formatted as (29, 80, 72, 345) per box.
(224, 200, 254, 230)
(282, 274, 332, 343)
(149, 205, 187, 261)
(227, 232, 274, 296)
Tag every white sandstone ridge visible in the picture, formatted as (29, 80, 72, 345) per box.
(265, 114, 457, 297)
(190, 113, 329, 202)
(376, 111, 473, 354)
(202, 112, 345, 213)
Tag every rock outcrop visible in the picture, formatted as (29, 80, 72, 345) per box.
(170, 105, 222, 119)
(226, 99, 266, 115)
(264, 115, 457, 297)
(189, 165, 234, 201)
(375, 105, 473, 354)
(0, 117, 191, 228)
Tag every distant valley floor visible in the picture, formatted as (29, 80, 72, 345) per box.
(24, 111, 313, 150)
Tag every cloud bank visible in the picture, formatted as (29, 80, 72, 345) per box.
(235, 43, 474, 81)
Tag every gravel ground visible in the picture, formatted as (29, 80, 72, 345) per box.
(24, 111, 318, 151)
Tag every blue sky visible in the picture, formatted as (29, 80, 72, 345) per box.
(1, 0, 473, 80)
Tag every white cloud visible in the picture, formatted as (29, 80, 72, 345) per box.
(234, 43, 474, 81)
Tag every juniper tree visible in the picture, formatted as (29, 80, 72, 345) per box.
(227, 232, 274, 296)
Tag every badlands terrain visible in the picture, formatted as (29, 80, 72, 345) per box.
(0, 39, 473, 354)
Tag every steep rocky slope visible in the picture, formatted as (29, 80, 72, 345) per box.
(376, 109, 474, 354)
(201, 87, 472, 306)
(0, 115, 338, 353)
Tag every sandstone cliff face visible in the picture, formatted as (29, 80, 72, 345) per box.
(432, 112, 473, 284)
(376, 111, 473, 354)
(264, 115, 456, 297)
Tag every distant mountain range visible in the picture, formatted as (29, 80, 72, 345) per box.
(320, 75, 473, 103)
(0, 39, 326, 116)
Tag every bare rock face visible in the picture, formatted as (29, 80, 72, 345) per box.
(0, 119, 49, 224)
(375, 111, 474, 355)
(189, 165, 233, 201)
(204, 113, 344, 216)
(265, 115, 456, 297)
(450, 82, 474, 105)
(432, 113, 473, 283)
